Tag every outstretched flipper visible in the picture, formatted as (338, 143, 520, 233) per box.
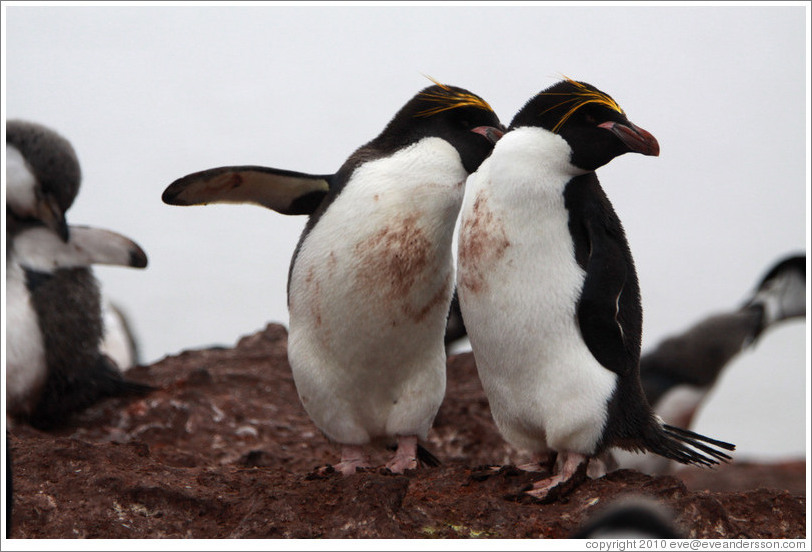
(13, 225, 148, 270)
(162, 165, 331, 215)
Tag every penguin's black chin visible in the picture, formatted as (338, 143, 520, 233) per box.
(598, 121, 659, 156)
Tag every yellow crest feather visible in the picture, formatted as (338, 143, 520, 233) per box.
(414, 76, 494, 117)
(541, 76, 624, 133)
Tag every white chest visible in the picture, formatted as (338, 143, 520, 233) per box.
(5, 256, 48, 415)
(289, 137, 466, 347)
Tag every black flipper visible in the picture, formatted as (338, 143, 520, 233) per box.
(578, 218, 631, 374)
(162, 165, 331, 215)
(566, 173, 641, 377)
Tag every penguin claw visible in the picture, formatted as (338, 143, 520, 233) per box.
(333, 459, 371, 476)
(385, 435, 419, 474)
(521, 475, 581, 504)
(384, 456, 418, 474)
(521, 452, 590, 503)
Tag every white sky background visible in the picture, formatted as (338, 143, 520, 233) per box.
(3, 4, 809, 461)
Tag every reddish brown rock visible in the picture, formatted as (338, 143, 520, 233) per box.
(7, 324, 807, 539)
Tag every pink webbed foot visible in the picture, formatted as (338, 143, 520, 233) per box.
(525, 451, 590, 502)
(385, 435, 418, 474)
(333, 444, 371, 476)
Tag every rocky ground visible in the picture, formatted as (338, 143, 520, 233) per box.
(6, 324, 807, 539)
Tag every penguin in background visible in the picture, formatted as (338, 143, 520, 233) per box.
(5, 120, 153, 429)
(163, 81, 504, 474)
(616, 253, 806, 474)
(6, 221, 153, 429)
(570, 496, 683, 539)
(456, 78, 734, 500)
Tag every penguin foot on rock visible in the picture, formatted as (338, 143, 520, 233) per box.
(385, 435, 419, 474)
(525, 451, 589, 503)
(333, 445, 372, 476)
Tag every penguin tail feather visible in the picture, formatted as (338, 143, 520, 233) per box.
(417, 444, 442, 467)
(91, 354, 157, 398)
(644, 423, 735, 468)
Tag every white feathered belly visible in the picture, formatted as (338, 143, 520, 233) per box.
(5, 259, 47, 417)
(458, 159, 618, 455)
(287, 138, 464, 445)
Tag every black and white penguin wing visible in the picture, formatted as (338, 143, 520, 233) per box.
(162, 165, 331, 215)
(566, 173, 640, 377)
(13, 225, 148, 270)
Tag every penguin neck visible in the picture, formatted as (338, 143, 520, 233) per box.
(485, 127, 587, 213)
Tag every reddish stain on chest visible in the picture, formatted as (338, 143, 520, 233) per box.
(458, 194, 510, 294)
(304, 266, 323, 327)
(354, 214, 450, 323)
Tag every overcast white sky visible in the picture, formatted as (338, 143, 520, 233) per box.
(3, 3, 809, 460)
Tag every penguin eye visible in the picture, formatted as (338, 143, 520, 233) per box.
(584, 113, 598, 125)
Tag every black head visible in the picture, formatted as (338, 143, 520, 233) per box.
(510, 78, 659, 172)
(571, 497, 683, 539)
(6, 120, 81, 241)
(756, 254, 806, 288)
(369, 81, 504, 174)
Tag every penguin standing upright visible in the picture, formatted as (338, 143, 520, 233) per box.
(5, 120, 153, 429)
(163, 82, 503, 473)
(641, 253, 806, 428)
(456, 78, 734, 500)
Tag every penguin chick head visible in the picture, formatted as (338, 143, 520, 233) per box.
(373, 81, 504, 173)
(510, 77, 659, 172)
(6, 120, 81, 242)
